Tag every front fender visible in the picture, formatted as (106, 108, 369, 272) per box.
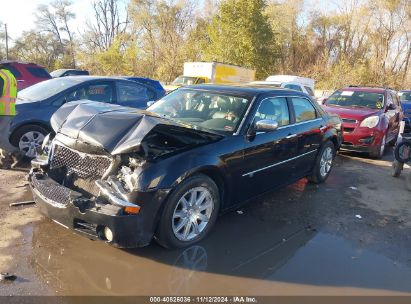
(141, 151, 227, 191)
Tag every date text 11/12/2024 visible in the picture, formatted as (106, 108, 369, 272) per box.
(149, 297, 258, 303)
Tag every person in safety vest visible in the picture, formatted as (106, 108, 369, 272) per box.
(0, 69, 19, 168)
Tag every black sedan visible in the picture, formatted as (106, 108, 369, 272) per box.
(29, 85, 342, 248)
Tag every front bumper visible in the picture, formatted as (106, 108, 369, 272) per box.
(29, 170, 169, 248)
(340, 124, 384, 154)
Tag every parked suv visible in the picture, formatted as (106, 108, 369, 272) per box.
(323, 86, 402, 158)
(0, 61, 51, 90)
(50, 69, 90, 78)
(398, 90, 411, 133)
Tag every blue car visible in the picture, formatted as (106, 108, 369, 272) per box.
(9, 76, 165, 158)
(124, 77, 166, 99)
(399, 90, 411, 133)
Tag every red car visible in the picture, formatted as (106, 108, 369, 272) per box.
(0, 61, 51, 90)
(323, 86, 402, 158)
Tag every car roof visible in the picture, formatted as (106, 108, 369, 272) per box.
(340, 86, 387, 93)
(0, 60, 43, 67)
(183, 84, 307, 98)
(60, 76, 130, 82)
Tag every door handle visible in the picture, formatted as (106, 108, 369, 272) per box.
(286, 134, 297, 139)
(319, 125, 327, 132)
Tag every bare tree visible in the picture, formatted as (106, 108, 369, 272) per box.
(34, 0, 76, 68)
(36, 4, 64, 48)
(83, 0, 129, 52)
(53, 0, 76, 66)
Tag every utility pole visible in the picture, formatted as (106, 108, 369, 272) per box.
(4, 23, 8, 60)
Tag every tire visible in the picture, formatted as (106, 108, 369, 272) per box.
(394, 141, 411, 163)
(369, 134, 386, 159)
(10, 124, 49, 159)
(155, 174, 220, 249)
(391, 160, 403, 177)
(308, 141, 336, 184)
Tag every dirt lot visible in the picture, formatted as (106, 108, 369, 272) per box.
(1, 150, 411, 296)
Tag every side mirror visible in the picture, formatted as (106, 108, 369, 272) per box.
(322, 98, 328, 105)
(255, 119, 279, 132)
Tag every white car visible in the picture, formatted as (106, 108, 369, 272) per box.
(251, 75, 315, 98)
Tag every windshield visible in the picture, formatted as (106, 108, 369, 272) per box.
(18, 78, 78, 101)
(172, 76, 197, 85)
(399, 92, 411, 103)
(326, 90, 385, 110)
(148, 89, 251, 134)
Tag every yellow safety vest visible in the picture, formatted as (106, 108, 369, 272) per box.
(0, 69, 17, 116)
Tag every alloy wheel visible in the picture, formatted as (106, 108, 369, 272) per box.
(319, 146, 333, 177)
(172, 187, 214, 242)
(18, 131, 45, 158)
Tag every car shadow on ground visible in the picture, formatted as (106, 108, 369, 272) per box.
(28, 151, 411, 295)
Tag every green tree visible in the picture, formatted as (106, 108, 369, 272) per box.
(128, 0, 199, 81)
(205, 0, 277, 79)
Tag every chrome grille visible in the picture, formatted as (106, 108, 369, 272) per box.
(50, 144, 112, 180)
(32, 174, 72, 207)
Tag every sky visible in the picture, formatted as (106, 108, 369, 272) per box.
(0, 0, 128, 43)
(0, 0, 334, 43)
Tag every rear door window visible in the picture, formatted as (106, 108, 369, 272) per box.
(117, 82, 155, 104)
(255, 97, 290, 127)
(291, 97, 317, 122)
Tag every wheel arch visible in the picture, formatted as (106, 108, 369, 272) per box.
(322, 128, 341, 151)
(9, 122, 52, 146)
(193, 166, 228, 210)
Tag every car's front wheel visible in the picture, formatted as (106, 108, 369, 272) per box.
(370, 134, 386, 159)
(11, 125, 49, 159)
(156, 174, 220, 248)
(308, 141, 336, 184)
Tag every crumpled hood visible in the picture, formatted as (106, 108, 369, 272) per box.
(51, 100, 221, 155)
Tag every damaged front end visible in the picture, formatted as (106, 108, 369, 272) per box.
(29, 101, 222, 248)
(29, 139, 156, 248)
